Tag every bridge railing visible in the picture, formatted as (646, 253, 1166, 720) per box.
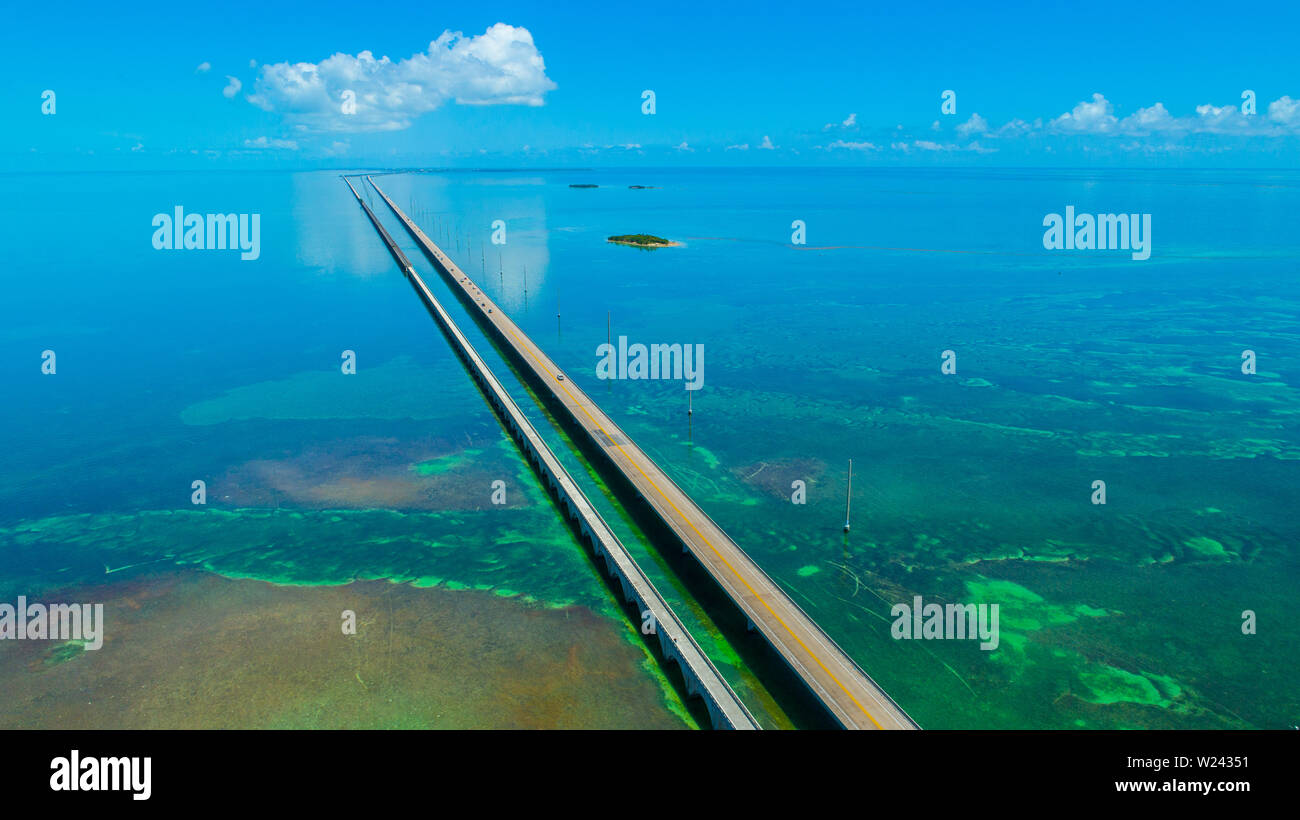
(363, 177, 759, 729)
(622, 437, 920, 728)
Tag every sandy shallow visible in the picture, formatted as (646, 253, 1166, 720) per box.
(0, 569, 688, 729)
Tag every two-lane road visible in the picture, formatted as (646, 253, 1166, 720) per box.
(368, 176, 918, 730)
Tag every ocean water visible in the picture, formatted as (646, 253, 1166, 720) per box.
(2, 167, 1296, 728)
(0, 169, 694, 729)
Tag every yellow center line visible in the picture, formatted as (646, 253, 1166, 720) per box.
(385, 190, 890, 728)
(495, 310, 884, 730)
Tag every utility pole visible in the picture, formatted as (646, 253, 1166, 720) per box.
(843, 459, 853, 533)
(687, 390, 693, 442)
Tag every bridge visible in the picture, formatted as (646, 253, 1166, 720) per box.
(343, 175, 759, 730)
(365, 175, 918, 730)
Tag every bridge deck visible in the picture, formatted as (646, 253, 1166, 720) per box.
(368, 176, 917, 730)
(344, 175, 758, 729)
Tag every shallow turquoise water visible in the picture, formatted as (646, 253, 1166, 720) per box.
(2, 168, 1296, 728)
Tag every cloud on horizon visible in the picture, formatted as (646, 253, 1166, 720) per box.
(243, 136, 299, 150)
(1040, 92, 1300, 137)
(823, 139, 878, 151)
(803, 93, 1300, 157)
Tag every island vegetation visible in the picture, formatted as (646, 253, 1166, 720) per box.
(607, 234, 680, 248)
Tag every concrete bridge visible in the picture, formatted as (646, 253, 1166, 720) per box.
(364, 176, 918, 730)
(344, 175, 759, 730)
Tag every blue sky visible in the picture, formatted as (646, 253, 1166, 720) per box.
(5, 0, 1300, 169)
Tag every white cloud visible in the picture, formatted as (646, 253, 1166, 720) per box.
(249, 59, 258, 68)
(1267, 95, 1300, 126)
(994, 118, 1034, 137)
(247, 23, 556, 132)
(946, 94, 1300, 142)
(1196, 103, 1234, 118)
(1161, 97, 1298, 134)
(1051, 93, 1118, 133)
(1190, 103, 1255, 133)
(824, 112, 857, 130)
(195, 61, 211, 73)
(891, 139, 994, 154)
(1119, 102, 1179, 133)
(222, 76, 242, 99)
(1117, 99, 1282, 135)
(1044, 93, 1281, 136)
(243, 136, 300, 150)
(674, 141, 694, 152)
(759, 135, 776, 149)
(825, 139, 878, 151)
(956, 113, 988, 137)
(1118, 141, 1193, 154)
(725, 143, 749, 151)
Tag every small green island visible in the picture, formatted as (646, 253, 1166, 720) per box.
(607, 234, 681, 248)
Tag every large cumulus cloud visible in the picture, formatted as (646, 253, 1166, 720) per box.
(247, 23, 556, 132)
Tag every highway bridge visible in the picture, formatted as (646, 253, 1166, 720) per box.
(343, 175, 759, 730)
(365, 175, 918, 730)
